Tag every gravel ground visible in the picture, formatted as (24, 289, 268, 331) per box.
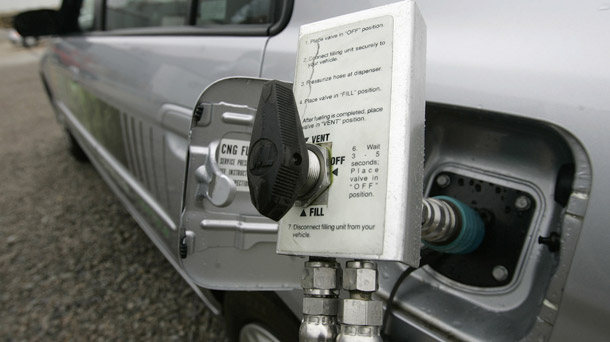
(0, 38, 228, 341)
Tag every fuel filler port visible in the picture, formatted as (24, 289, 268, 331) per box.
(426, 172, 537, 287)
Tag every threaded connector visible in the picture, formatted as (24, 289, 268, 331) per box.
(422, 196, 485, 254)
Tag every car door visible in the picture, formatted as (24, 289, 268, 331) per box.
(43, 0, 289, 262)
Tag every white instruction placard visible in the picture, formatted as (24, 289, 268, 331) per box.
(277, 1, 426, 264)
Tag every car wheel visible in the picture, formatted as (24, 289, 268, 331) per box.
(224, 292, 299, 342)
(64, 129, 88, 162)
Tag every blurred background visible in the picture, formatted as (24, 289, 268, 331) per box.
(0, 0, 61, 27)
(0, 0, 60, 13)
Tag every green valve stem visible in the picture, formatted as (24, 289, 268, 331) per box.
(421, 196, 485, 254)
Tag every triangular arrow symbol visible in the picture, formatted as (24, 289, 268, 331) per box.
(304, 137, 309, 142)
(332, 168, 339, 176)
(300, 209, 307, 217)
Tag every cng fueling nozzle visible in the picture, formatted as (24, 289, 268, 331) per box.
(247, 80, 330, 221)
(421, 196, 486, 254)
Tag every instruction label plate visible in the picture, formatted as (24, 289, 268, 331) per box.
(278, 14, 395, 256)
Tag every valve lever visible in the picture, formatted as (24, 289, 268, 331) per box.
(247, 80, 310, 221)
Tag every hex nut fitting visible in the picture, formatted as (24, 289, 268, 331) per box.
(343, 268, 377, 292)
(302, 262, 340, 290)
(338, 325, 382, 338)
(300, 315, 338, 341)
(338, 299, 383, 326)
(303, 297, 339, 315)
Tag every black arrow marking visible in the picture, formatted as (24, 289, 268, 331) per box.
(300, 209, 307, 217)
(332, 168, 339, 176)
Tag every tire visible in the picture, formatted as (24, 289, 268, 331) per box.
(64, 129, 88, 162)
(224, 292, 299, 342)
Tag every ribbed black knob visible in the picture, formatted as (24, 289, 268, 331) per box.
(247, 80, 308, 221)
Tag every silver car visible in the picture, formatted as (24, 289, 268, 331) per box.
(14, 0, 610, 341)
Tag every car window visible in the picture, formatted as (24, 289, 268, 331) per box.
(197, 0, 274, 25)
(106, 0, 189, 30)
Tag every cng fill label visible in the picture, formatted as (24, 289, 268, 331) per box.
(217, 138, 249, 191)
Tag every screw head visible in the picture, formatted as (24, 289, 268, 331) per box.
(436, 174, 451, 188)
(514, 195, 531, 211)
(492, 265, 509, 282)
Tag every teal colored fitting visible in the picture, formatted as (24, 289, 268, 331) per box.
(423, 196, 485, 254)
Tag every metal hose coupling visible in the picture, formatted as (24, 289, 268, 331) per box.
(300, 258, 341, 342)
(422, 196, 485, 254)
(337, 261, 383, 342)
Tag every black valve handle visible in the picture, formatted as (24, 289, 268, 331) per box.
(247, 80, 309, 221)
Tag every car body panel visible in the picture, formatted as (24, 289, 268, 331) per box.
(41, 17, 271, 315)
(43, 33, 268, 251)
(412, 3, 610, 340)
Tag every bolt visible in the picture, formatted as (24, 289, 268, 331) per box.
(514, 195, 531, 211)
(492, 265, 509, 282)
(436, 174, 451, 188)
(539, 232, 561, 252)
